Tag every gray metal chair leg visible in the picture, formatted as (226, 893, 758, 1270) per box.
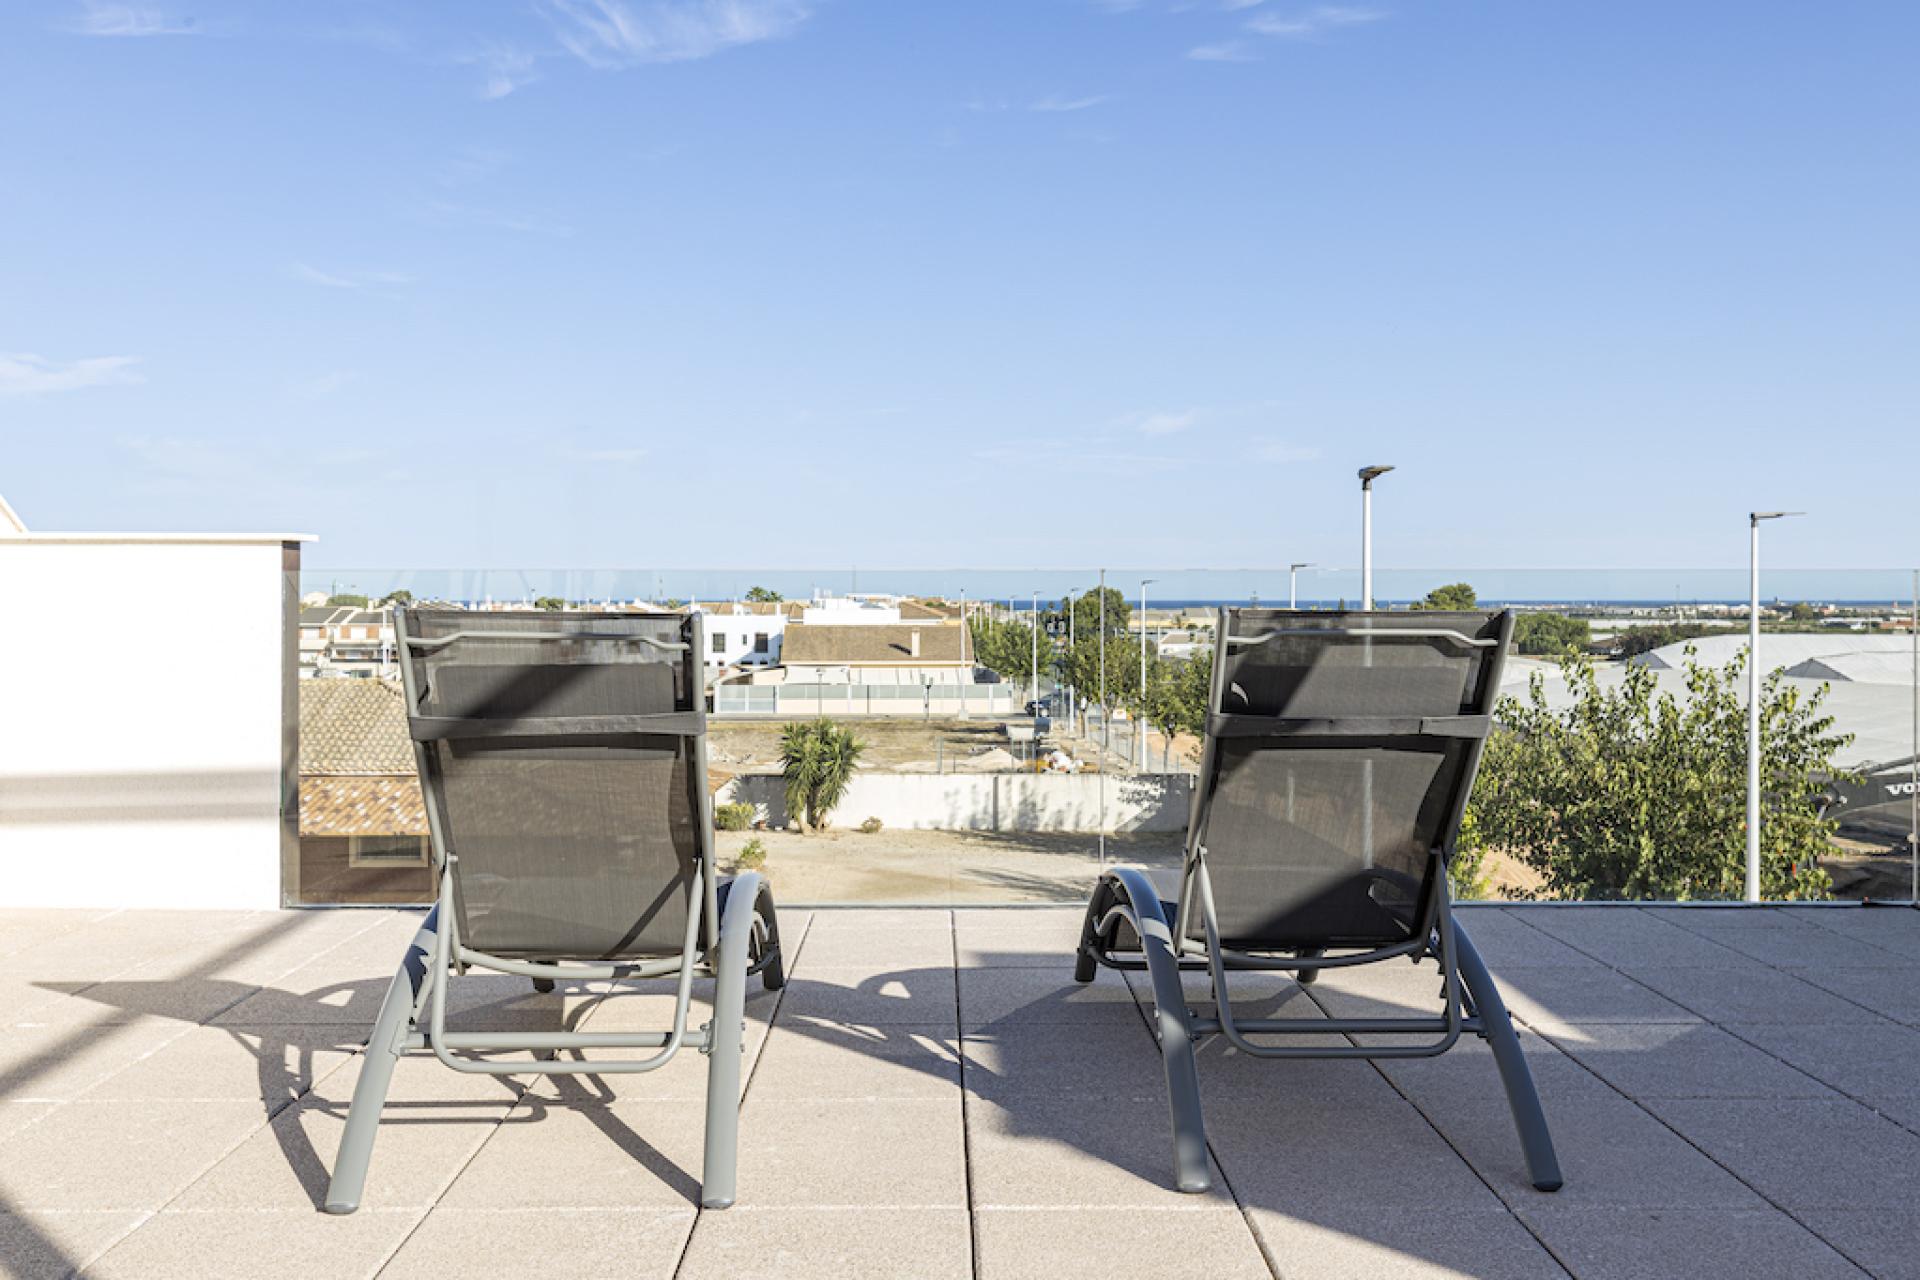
(325, 907, 439, 1214)
(701, 871, 763, 1210)
(1453, 923, 1564, 1192)
(1111, 868, 1211, 1194)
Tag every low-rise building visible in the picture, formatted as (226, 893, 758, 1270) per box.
(296, 678, 430, 904)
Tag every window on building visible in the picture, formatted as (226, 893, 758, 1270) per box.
(754, 634, 771, 654)
(347, 834, 431, 867)
(712, 632, 726, 654)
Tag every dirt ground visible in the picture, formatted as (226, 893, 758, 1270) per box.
(709, 718, 1026, 773)
(716, 827, 1182, 904)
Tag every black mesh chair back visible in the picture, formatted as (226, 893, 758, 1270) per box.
(398, 609, 708, 962)
(1190, 608, 1511, 950)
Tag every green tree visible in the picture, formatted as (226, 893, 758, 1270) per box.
(534, 596, 565, 612)
(1412, 583, 1478, 611)
(1512, 613, 1591, 656)
(1056, 588, 1135, 718)
(382, 589, 413, 607)
(1467, 649, 1848, 901)
(780, 718, 866, 831)
(326, 592, 369, 608)
(745, 586, 783, 603)
(1612, 621, 1728, 658)
(1788, 602, 1820, 623)
(967, 616, 1045, 692)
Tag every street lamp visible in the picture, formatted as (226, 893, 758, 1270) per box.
(1289, 562, 1313, 610)
(1030, 590, 1040, 719)
(1746, 510, 1803, 902)
(1138, 578, 1157, 769)
(1358, 466, 1394, 610)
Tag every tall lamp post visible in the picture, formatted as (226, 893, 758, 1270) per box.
(1138, 578, 1157, 769)
(1359, 466, 1394, 609)
(1030, 590, 1040, 719)
(1289, 562, 1313, 610)
(1746, 510, 1803, 902)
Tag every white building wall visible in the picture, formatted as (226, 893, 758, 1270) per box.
(717, 772, 1193, 832)
(0, 535, 305, 908)
(696, 606, 786, 677)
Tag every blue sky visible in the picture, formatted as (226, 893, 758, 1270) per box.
(2, 1, 1915, 577)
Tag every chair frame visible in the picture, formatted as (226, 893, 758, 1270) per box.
(325, 608, 781, 1215)
(1074, 607, 1562, 1195)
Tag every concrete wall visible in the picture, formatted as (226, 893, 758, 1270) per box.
(717, 771, 1193, 833)
(0, 534, 306, 908)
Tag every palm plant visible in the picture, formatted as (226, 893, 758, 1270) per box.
(780, 717, 866, 831)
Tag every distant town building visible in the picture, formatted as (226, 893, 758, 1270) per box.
(299, 606, 396, 678)
(296, 678, 429, 904)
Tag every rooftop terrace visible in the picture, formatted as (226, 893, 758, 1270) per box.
(3, 902, 1918, 1278)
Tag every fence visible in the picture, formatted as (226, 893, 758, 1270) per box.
(717, 771, 1193, 833)
(714, 682, 1026, 717)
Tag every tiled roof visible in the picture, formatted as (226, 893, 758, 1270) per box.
(781, 622, 970, 665)
(300, 678, 416, 776)
(300, 775, 427, 837)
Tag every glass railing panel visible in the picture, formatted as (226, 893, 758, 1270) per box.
(291, 568, 1918, 908)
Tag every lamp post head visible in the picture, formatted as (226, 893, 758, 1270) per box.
(1751, 510, 1805, 524)
(1358, 465, 1394, 488)
(1289, 562, 1313, 572)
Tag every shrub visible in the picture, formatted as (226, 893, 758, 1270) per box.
(736, 838, 767, 870)
(858, 816, 883, 834)
(1512, 612, 1591, 656)
(714, 802, 755, 832)
(1468, 648, 1848, 901)
(780, 717, 865, 832)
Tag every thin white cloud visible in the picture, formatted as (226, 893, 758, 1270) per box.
(457, 45, 540, 100)
(570, 446, 649, 464)
(1188, 41, 1255, 62)
(65, 2, 196, 36)
(539, 0, 809, 68)
(0, 353, 144, 396)
(1030, 93, 1110, 113)
(290, 263, 415, 290)
(1246, 5, 1385, 38)
(1136, 409, 1200, 436)
(1252, 439, 1322, 464)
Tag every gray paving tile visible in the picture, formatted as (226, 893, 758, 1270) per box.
(1622, 966, 1885, 1026)
(977, 1208, 1269, 1280)
(959, 966, 1140, 1030)
(1206, 1066, 1504, 1213)
(0, 1017, 192, 1101)
(1544, 1023, 1836, 1100)
(1516, 1206, 1862, 1280)
(1645, 1097, 1920, 1210)
(1665, 920, 1910, 970)
(172, 1055, 523, 1212)
(1387, 1054, 1764, 1209)
(436, 1098, 707, 1210)
(749, 1022, 960, 1099)
(1795, 906, 1920, 960)
(381, 1207, 693, 1280)
(0, 1210, 145, 1280)
(732, 1096, 966, 1208)
(1248, 1206, 1567, 1280)
(85, 1208, 420, 1280)
(1458, 908, 1605, 968)
(1514, 909, 1752, 968)
(1723, 1021, 1920, 1105)
(963, 1022, 1163, 1101)
(0, 1099, 266, 1211)
(1793, 966, 1920, 1026)
(789, 925, 957, 970)
(1499, 967, 1705, 1033)
(1796, 1209, 1920, 1280)
(966, 1093, 1234, 1209)
(75, 1024, 359, 1107)
(775, 964, 958, 1027)
(680, 1207, 972, 1280)
(1125, 965, 1321, 1021)
(0, 1100, 59, 1144)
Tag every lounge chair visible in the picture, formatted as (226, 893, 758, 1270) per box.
(1073, 608, 1562, 1194)
(325, 608, 783, 1214)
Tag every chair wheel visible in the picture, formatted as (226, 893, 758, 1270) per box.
(532, 978, 555, 994)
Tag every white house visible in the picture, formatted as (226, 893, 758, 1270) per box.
(696, 602, 795, 682)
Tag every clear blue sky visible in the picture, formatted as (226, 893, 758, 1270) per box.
(2, 1, 1915, 576)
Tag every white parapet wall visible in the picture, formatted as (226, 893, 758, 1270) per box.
(718, 771, 1193, 833)
(0, 532, 309, 909)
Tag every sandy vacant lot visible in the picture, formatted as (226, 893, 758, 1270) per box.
(709, 718, 1023, 773)
(716, 827, 1183, 904)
